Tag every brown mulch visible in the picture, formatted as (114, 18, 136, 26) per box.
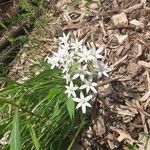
(8, 0, 150, 149)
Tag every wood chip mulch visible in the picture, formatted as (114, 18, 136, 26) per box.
(9, 0, 150, 149)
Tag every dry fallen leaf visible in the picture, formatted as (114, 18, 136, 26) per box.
(110, 127, 134, 144)
(127, 62, 140, 76)
(112, 13, 128, 27)
(92, 116, 106, 136)
(114, 34, 128, 44)
(130, 19, 145, 28)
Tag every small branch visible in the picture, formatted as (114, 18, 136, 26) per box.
(123, 3, 143, 13)
(97, 76, 119, 87)
(0, 0, 13, 7)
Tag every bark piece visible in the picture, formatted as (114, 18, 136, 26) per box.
(130, 19, 145, 28)
(112, 13, 128, 27)
(114, 34, 128, 44)
(138, 61, 150, 68)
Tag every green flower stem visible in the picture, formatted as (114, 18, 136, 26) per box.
(67, 115, 85, 150)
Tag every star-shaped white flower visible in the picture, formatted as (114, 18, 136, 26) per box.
(70, 38, 83, 51)
(61, 54, 74, 73)
(47, 56, 59, 69)
(94, 62, 112, 78)
(59, 32, 70, 45)
(90, 43, 103, 59)
(73, 92, 92, 113)
(65, 82, 78, 98)
(59, 43, 70, 51)
(80, 79, 98, 93)
(72, 65, 91, 81)
(63, 73, 72, 84)
(53, 47, 69, 63)
(78, 46, 94, 63)
(62, 63, 71, 73)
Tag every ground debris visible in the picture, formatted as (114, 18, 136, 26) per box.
(8, 0, 150, 149)
(130, 19, 145, 28)
(112, 13, 128, 27)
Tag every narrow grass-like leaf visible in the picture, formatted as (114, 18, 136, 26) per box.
(0, 21, 8, 30)
(28, 122, 40, 150)
(0, 77, 19, 84)
(66, 98, 75, 120)
(10, 109, 21, 150)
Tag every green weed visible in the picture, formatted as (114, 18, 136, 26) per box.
(0, 62, 86, 149)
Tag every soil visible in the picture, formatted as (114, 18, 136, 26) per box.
(4, 0, 150, 149)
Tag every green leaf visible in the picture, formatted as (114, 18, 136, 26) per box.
(19, 0, 31, 11)
(0, 21, 8, 30)
(28, 122, 40, 150)
(70, 63, 79, 73)
(0, 77, 19, 84)
(47, 88, 62, 102)
(66, 98, 75, 119)
(10, 109, 21, 150)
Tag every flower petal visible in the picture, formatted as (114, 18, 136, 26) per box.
(91, 86, 97, 93)
(86, 102, 91, 108)
(80, 92, 84, 99)
(76, 103, 82, 109)
(79, 84, 86, 89)
(85, 95, 92, 101)
(82, 105, 86, 113)
(72, 74, 79, 80)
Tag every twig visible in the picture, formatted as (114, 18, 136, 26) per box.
(139, 90, 150, 102)
(99, 20, 107, 37)
(137, 39, 150, 51)
(97, 76, 119, 87)
(123, 3, 143, 13)
(0, 0, 13, 7)
(110, 55, 127, 69)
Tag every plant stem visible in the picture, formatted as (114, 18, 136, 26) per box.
(67, 116, 85, 150)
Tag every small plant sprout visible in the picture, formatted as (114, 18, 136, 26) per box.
(47, 32, 111, 113)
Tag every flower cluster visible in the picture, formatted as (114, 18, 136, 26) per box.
(47, 32, 111, 113)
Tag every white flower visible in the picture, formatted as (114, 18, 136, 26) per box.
(59, 43, 70, 51)
(59, 32, 70, 45)
(72, 65, 91, 81)
(90, 43, 103, 59)
(80, 79, 98, 93)
(63, 73, 72, 84)
(47, 56, 59, 69)
(94, 61, 112, 78)
(73, 92, 92, 113)
(62, 62, 71, 73)
(53, 48, 68, 62)
(65, 82, 78, 97)
(61, 54, 74, 73)
(70, 38, 83, 51)
(78, 46, 94, 63)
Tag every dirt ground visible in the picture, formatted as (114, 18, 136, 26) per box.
(4, 0, 150, 149)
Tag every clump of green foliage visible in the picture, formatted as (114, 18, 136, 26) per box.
(0, 62, 85, 150)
